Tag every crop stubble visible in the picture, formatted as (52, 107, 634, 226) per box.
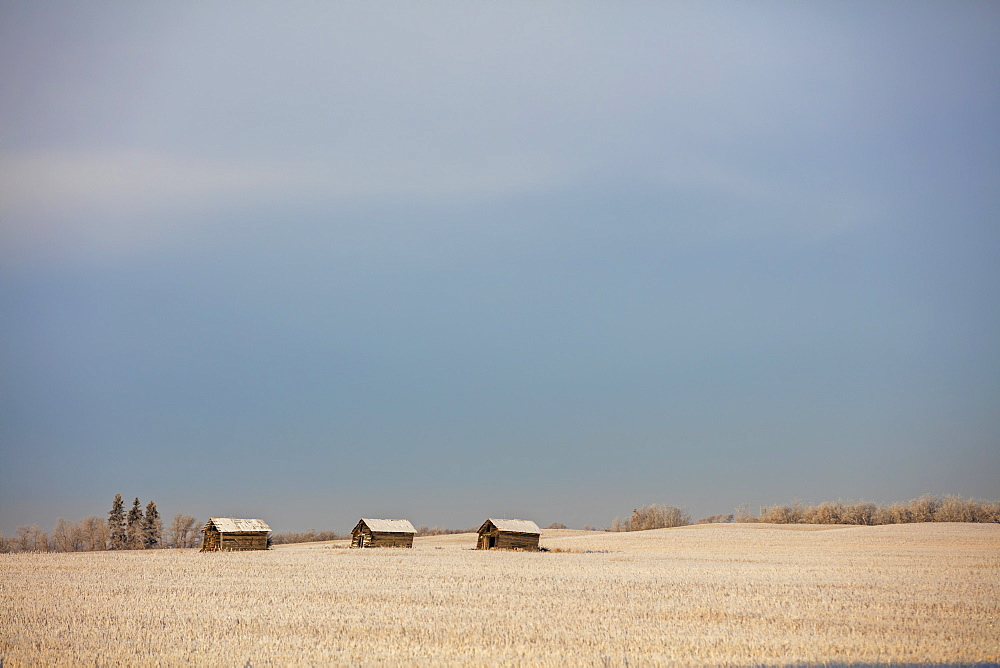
(1, 523, 998, 665)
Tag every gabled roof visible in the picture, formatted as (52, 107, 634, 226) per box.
(480, 518, 540, 535)
(357, 518, 416, 534)
(207, 518, 271, 533)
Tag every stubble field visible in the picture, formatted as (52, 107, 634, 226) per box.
(2, 523, 998, 665)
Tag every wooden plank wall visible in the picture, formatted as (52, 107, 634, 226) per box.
(352, 529, 414, 548)
(370, 532, 414, 548)
(201, 530, 268, 551)
(201, 529, 220, 552)
(477, 528, 539, 551)
(220, 532, 268, 551)
(496, 531, 539, 551)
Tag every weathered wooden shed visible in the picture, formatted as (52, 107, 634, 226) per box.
(477, 518, 541, 551)
(201, 518, 271, 552)
(351, 518, 416, 548)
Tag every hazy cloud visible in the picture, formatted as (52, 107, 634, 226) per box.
(1, 2, 998, 533)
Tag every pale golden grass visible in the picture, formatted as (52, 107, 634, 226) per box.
(2, 523, 998, 666)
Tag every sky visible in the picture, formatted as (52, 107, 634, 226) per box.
(1, 2, 999, 536)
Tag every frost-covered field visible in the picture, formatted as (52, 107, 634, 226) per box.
(2, 523, 998, 665)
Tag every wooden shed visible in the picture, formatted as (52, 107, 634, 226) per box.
(351, 518, 416, 548)
(201, 518, 271, 552)
(477, 518, 541, 551)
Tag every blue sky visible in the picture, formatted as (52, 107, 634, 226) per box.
(2, 2, 998, 535)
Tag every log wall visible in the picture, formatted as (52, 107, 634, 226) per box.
(352, 528, 414, 548)
(497, 531, 539, 551)
(371, 531, 414, 548)
(477, 528, 539, 551)
(202, 529, 220, 552)
(201, 529, 268, 551)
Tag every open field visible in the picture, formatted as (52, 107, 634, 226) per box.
(2, 523, 998, 665)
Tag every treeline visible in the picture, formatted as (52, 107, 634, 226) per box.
(725, 495, 1000, 525)
(270, 529, 341, 545)
(269, 525, 483, 543)
(5, 493, 997, 551)
(415, 525, 479, 536)
(610, 504, 691, 531)
(0, 494, 202, 553)
(596, 495, 1000, 533)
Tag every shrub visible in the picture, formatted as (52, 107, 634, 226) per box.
(269, 530, 341, 545)
(414, 526, 477, 537)
(734, 505, 757, 523)
(908, 495, 941, 523)
(734, 495, 999, 526)
(610, 505, 690, 532)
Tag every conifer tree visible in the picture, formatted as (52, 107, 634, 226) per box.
(142, 500, 161, 549)
(126, 497, 144, 549)
(108, 494, 127, 549)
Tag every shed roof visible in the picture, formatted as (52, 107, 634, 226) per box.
(358, 518, 416, 534)
(481, 518, 541, 534)
(207, 518, 271, 533)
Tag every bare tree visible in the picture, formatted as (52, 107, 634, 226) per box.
(841, 501, 877, 526)
(627, 505, 690, 531)
(610, 505, 690, 532)
(72, 521, 87, 550)
(81, 516, 108, 551)
(876, 502, 914, 525)
(52, 518, 85, 552)
(167, 514, 184, 548)
(732, 495, 1000, 526)
(15, 525, 48, 552)
(909, 494, 941, 523)
(52, 518, 71, 552)
(804, 501, 844, 524)
(168, 514, 184, 548)
(410, 526, 476, 538)
(270, 529, 342, 544)
(168, 514, 200, 548)
(185, 517, 202, 548)
(734, 504, 756, 523)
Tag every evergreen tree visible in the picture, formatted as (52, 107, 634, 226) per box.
(108, 494, 127, 549)
(142, 500, 161, 549)
(126, 497, 144, 549)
